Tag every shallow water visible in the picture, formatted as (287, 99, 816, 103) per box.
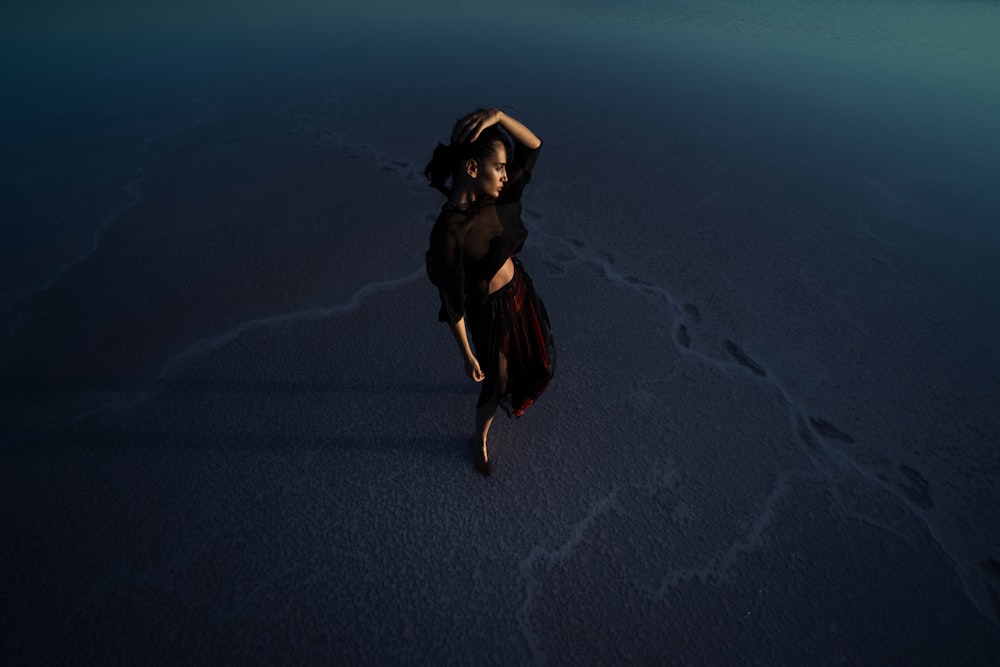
(2, 1, 999, 663)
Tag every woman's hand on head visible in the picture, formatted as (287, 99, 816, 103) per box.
(465, 355, 485, 383)
(453, 108, 503, 144)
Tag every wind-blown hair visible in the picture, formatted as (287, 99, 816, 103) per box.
(424, 123, 512, 196)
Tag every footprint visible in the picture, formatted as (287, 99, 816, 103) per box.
(623, 275, 653, 287)
(723, 340, 767, 377)
(683, 303, 700, 323)
(796, 414, 822, 457)
(598, 250, 616, 265)
(542, 261, 565, 275)
(898, 464, 933, 509)
(809, 417, 855, 444)
(675, 324, 690, 348)
(566, 238, 585, 248)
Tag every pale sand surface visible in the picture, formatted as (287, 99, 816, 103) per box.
(2, 2, 999, 663)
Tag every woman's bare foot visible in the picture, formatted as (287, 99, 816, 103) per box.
(472, 436, 491, 477)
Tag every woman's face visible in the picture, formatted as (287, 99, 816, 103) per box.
(473, 142, 508, 198)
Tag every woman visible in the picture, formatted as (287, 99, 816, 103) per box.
(425, 108, 555, 476)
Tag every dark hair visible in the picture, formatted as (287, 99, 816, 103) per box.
(424, 123, 512, 196)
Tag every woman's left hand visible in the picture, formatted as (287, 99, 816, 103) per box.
(453, 108, 503, 144)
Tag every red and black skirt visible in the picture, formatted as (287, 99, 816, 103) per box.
(466, 258, 555, 417)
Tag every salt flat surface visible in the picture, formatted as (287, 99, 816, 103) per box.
(2, 2, 999, 663)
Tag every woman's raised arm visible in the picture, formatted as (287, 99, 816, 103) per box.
(453, 109, 542, 150)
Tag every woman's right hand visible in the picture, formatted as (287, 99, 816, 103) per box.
(465, 355, 485, 382)
(453, 108, 503, 144)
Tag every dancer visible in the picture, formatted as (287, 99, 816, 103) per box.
(425, 108, 555, 476)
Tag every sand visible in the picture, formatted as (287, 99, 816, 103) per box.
(2, 2, 999, 663)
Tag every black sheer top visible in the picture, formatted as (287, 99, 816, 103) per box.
(426, 140, 541, 323)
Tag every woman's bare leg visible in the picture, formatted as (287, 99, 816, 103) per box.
(474, 352, 507, 470)
(475, 396, 498, 459)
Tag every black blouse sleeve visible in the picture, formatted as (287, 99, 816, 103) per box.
(426, 223, 465, 324)
(498, 139, 541, 204)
